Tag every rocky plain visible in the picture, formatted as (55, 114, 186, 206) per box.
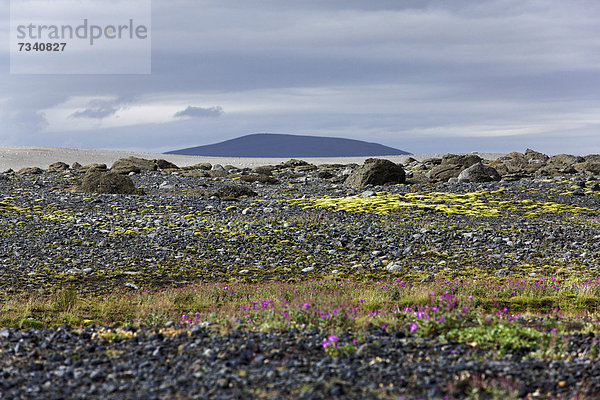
(2, 149, 600, 399)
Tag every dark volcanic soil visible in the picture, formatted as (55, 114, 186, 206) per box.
(1, 163, 600, 399)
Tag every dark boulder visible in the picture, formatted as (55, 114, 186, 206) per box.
(154, 159, 179, 170)
(240, 175, 279, 184)
(212, 185, 257, 200)
(111, 157, 157, 174)
(441, 154, 482, 168)
(344, 158, 405, 187)
(79, 163, 108, 173)
(428, 164, 463, 182)
(81, 171, 143, 195)
(17, 167, 44, 175)
(457, 162, 501, 183)
(48, 162, 69, 172)
(182, 163, 212, 171)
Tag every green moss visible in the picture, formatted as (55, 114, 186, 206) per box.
(291, 189, 597, 218)
(19, 319, 45, 329)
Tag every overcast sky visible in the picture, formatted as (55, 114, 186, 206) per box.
(2, 0, 600, 155)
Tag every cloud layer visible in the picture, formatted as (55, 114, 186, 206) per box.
(174, 106, 224, 119)
(2, 0, 600, 154)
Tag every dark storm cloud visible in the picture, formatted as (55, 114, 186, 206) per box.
(173, 106, 223, 118)
(70, 99, 122, 120)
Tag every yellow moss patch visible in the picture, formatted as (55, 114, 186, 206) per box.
(291, 190, 597, 218)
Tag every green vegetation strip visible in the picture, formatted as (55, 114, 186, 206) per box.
(291, 189, 598, 217)
(2, 276, 600, 360)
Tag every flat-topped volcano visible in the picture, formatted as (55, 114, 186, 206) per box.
(165, 133, 411, 157)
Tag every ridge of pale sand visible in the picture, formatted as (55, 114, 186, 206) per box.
(0, 146, 507, 171)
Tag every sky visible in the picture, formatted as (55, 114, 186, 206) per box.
(2, 0, 600, 155)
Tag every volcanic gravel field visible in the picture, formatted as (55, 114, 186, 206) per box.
(1, 158, 600, 399)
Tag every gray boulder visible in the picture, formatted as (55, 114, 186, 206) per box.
(457, 162, 501, 183)
(549, 154, 584, 166)
(584, 154, 600, 163)
(240, 175, 279, 184)
(343, 158, 405, 187)
(405, 171, 430, 184)
(81, 171, 143, 195)
(79, 163, 108, 173)
(211, 185, 257, 200)
(252, 165, 277, 176)
(524, 149, 549, 162)
(280, 159, 309, 168)
(428, 164, 463, 182)
(154, 159, 179, 170)
(182, 163, 212, 171)
(504, 158, 543, 174)
(537, 154, 584, 176)
(17, 167, 44, 175)
(48, 162, 69, 172)
(441, 154, 482, 168)
(182, 170, 209, 178)
(111, 157, 157, 174)
(574, 161, 600, 175)
(207, 164, 228, 178)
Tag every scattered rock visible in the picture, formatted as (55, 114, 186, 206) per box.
(81, 171, 143, 195)
(183, 163, 212, 171)
(79, 163, 108, 173)
(457, 162, 501, 183)
(344, 158, 405, 187)
(252, 166, 277, 175)
(441, 154, 482, 168)
(574, 161, 600, 175)
(385, 262, 403, 272)
(17, 167, 43, 175)
(210, 185, 257, 200)
(240, 175, 279, 184)
(524, 148, 549, 162)
(280, 159, 308, 168)
(48, 162, 69, 172)
(154, 159, 179, 170)
(428, 164, 463, 182)
(208, 165, 228, 178)
(111, 157, 157, 175)
(124, 283, 139, 290)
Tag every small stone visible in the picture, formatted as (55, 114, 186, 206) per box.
(386, 263, 403, 272)
(125, 283, 139, 290)
(66, 268, 82, 274)
(301, 267, 315, 273)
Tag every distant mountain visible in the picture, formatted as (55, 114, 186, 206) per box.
(165, 133, 411, 157)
